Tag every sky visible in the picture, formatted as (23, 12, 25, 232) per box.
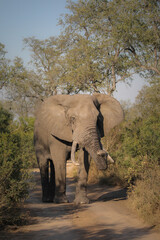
(0, 0, 146, 103)
(0, 0, 68, 62)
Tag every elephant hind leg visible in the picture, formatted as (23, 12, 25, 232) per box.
(39, 158, 55, 203)
(48, 159, 55, 201)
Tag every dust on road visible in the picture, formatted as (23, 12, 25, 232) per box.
(1, 161, 160, 240)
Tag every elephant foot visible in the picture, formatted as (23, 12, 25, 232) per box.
(74, 194, 90, 205)
(54, 194, 69, 204)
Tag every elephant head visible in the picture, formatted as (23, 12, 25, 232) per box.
(40, 94, 124, 170)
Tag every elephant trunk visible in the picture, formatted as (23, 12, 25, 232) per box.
(72, 124, 113, 170)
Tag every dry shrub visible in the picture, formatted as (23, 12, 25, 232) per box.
(128, 163, 160, 229)
(88, 160, 123, 186)
(87, 160, 98, 183)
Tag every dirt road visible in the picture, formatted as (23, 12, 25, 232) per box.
(1, 162, 160, 240)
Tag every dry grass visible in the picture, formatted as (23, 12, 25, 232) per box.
(128, 164, 160, 229)
(87, 160, 126, 187)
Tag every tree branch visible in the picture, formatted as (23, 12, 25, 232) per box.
(109, 64, 116, 95)
(126, 46, 160, 75)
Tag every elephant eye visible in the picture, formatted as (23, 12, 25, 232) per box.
(70, 116, 76, 124)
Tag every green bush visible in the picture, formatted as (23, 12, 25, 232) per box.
(0, 105, 33, 228)
(0, 105, 12, 133)
(18, 117, 37, 168)
(98, 80, 160, 227)
(108, 114, 160, 186)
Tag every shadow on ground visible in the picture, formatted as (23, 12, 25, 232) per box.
(0, 170, 159, 240)
(96, 188, 127, 202)
(1, 221, 155, 240)
(23, 172, 88, 225)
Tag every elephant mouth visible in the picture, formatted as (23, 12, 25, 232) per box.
(96, 149, 114, 170)
(97, 150, 114, 164)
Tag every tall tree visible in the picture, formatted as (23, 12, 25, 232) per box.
(24, 36, 63, 96)
(135, 77, 160, 118)
(59, 0, 134, 94)
(7, 57, 44, 117)
(59, 0, 160, 94)
(59, 35, 104, 93)
(110, 0, 160, 77)
(0, 53, 43, 117)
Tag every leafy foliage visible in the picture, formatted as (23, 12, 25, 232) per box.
(5, 57, 43, 117)
(0, 43, 10, 90)
(100, 80, 160, 227)
(0, 104, 35, 228)
(0, 104, 12, 132)
(58, 0, 160, 94)
(1, 0, 159, 116)
(21, 0, 160, 97)
(24, 37, 62, 96)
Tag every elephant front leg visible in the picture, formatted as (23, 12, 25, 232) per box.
(74, 149, 90, 205)
(54, 161, 69, 203)
(50, 148, 69, 204)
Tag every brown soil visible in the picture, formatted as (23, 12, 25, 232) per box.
(0, 161, 160, 240)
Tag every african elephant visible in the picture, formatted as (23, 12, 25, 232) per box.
(34, 94, 124, 204)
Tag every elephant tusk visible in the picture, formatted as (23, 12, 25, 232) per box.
(107, 154, 114, 164)
(71, 141, 79, 166)
(101, 144, 115, 164)
(97, 149, 114, 164)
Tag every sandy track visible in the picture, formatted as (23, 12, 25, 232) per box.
(1, 162, 160, 240)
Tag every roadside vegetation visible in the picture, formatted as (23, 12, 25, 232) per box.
(0, 105, 36, 229)
(0, 0, 159, 229)
(88, 79, 160, 228)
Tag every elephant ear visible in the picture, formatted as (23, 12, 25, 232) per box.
(94, 93, 124, 137)
(39, 96, 73, 142)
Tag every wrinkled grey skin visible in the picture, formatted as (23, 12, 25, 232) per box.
(34, 94, 124, 204)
